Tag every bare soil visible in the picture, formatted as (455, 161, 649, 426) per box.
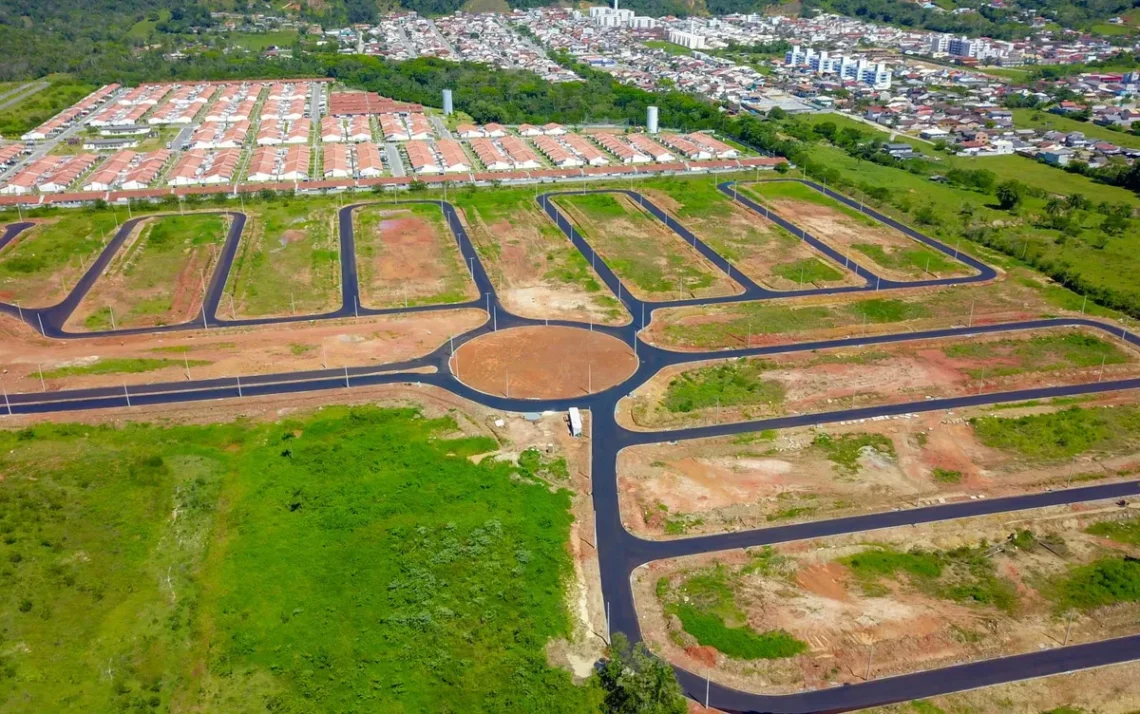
(355, 206, 478, 309)
(450, 325, 638, 399)
(618, 392, 1140, 538)
(635, 501, 1140, 695)
(0, 308, 485, 393)
(621, 327, 1140, 430)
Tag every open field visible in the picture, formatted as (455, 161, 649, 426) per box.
(798, 141, 1140, 318)
(0, 75, 97, 138)
(619, 394, 1140, 538)
(553, 192, 741, 301)
(222, 199, 341, 318)
(622, 327, 1137, 429)
(355, 203, 478, 309)
(454, 187, 628, 324)
(641, 180, 861, 291)
(0, 308, 484, 392)
(637, 500, 1140, 695)
(67, 214, 229, 331)
(740, 181, 973, 281)
(0, 402, 602, 713)
(645, 266, 1118, 352)
(0, 213, 129, 308)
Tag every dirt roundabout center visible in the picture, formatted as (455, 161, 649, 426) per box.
(449, 326, 638, 399)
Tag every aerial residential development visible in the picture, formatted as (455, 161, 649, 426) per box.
(0, 2, 1139, 714)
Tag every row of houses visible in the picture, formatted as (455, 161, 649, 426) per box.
(405, 139, 470, 174)
(191, 121, 251, 150)
(167, 149, 242, 186)
(81, 150, 171, 192)
(0, 153, 100, 195)
(320, 142, 385, 179)
(255, 118, 312, 146)
(320, 115, 373, 143)
(21, 84, 120, 141)
(378, 113, 433, 142)
(247, 145, 312, 182)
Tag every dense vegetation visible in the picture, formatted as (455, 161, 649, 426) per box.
(663, 359, 786, 413)
(970, 405, 1140, 460)
(0, 407, 598, 712)
(841, 544, 1019, 611)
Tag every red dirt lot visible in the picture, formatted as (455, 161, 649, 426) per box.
(0, 308, 485, 393)
(449, 325, 637, 399)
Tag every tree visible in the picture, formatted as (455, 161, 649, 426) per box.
(598, 634, 688, 714)
(1066, 193, 1091, 211)
(958, 201, 974, 231)
(774, 161, 789, 174)
(996, 180, 1024, 211)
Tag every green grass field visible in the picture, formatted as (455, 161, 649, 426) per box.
(0, 407, 598, 713)
(0, 75, 98, 139)
(943, 330, 1129, 378)
(222, 198, 341, 318)
(229, 30, 299, 51)
(40, 357, 210, 378)
(643, 40, 694, 56)
(0, 211, 121, 307)
(555, 192, 734, 300)
(663, 359, 786, 413)
(77, 214, 227, 330)
(970, 405, 1140, 461)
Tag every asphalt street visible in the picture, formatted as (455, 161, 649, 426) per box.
(1, 178, 1138, 713)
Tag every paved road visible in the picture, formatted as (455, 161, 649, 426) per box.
(3, 178, 1140, 713)
(386, 142, 406, 177)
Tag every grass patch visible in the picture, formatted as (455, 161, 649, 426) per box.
(643, 39, 694, 56)
(1053, 557, 1140, 612)
(229, 30, 299, 51)
(40, 357, 209, 378)
(0, 211, 120, 306)
(945, 331, 1128, 378)
(663, 359, 785, 413)
(743, 180, 878, 227)
(841, 545, 1018, 611)
(852, 243, 961, 274)
(971, 405, 1140, 461)
(1086, 517, 1140, 546)
(931, 467, 963, 484)
(771, 258, 844, 284)
(0, 407, 597, 712)
(661, 565, 806, 660)
(812, 432, 896, 474)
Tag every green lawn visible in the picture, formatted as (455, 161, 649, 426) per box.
(0, 75, 98, 139)
(40, 357, 210, 378)
(229, 30, 299, 51)
(222, 197, 341, 318)
(643, 40, 694, 57)
(0, 407, 598, 713)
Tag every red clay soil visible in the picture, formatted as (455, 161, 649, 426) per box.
(449, 326, 638, 399)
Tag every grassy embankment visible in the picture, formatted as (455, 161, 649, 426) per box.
(0, 407, 598, 713)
